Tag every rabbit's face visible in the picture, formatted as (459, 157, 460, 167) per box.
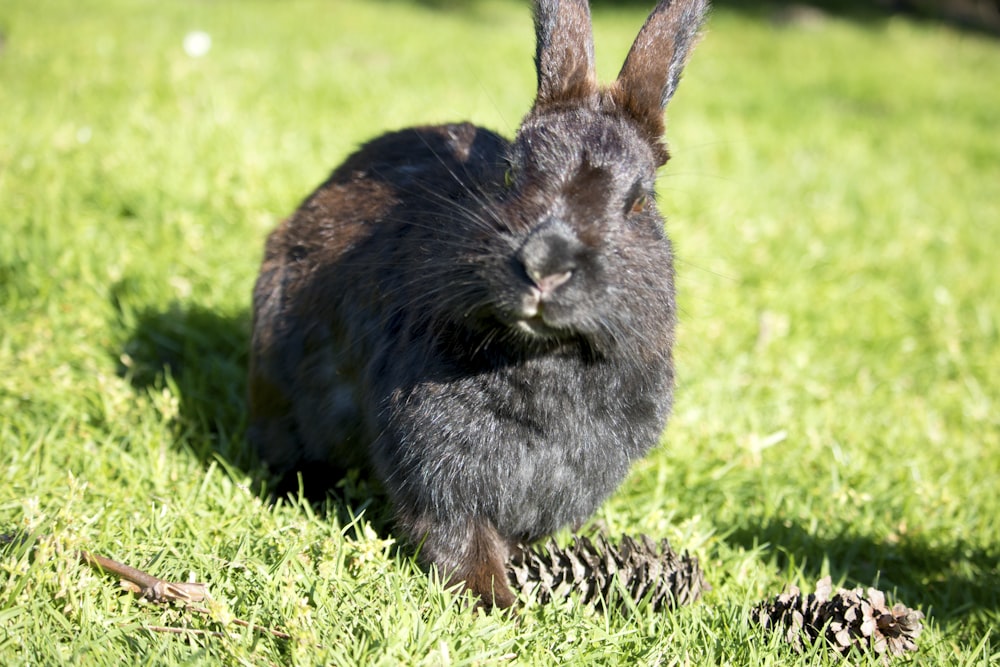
(467, 108, 674, 355)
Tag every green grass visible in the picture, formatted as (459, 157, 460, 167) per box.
(2, 0, 998, 664)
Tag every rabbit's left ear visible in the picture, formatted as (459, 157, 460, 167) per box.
(533, 0, 599, 109)
(610, 0, 708, 156)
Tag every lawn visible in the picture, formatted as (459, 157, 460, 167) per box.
(1, 0, 998, 664)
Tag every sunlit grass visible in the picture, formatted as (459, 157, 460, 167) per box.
(1, 0, 997, 663)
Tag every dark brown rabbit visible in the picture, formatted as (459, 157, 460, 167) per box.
(249, 0, 708, 609)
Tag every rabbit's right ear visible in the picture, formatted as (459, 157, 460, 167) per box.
(610, 0, 708, 164)
(533, 0, 599, 109)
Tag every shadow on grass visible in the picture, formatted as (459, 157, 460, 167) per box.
(388, 0, 1000, 37)
(725, 519, 999, 631)
(117, 303, 252, 467)
(114, 300, 394, 535)
(711, 0, 1000, 37)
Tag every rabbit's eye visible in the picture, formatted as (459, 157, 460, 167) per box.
(629, 194, 648, 215)
(503, 167, 516, 188)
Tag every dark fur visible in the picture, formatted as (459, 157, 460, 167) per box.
(249, 0, 708, 609)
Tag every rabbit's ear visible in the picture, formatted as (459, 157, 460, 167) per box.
(533, 0, 598, 109)
(610, 0, 708, 152)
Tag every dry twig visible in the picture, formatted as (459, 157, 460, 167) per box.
(78, 548, 208, 603)
(1, 531, 289, 641)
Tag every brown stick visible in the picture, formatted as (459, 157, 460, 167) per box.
(2, 532, 289, 641)
(187, 607, 293, 640)
(143, 625, 227, 638)
(78, 548, 208, 603)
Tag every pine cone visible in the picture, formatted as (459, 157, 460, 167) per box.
(507, 533, 708, 612)
(751, 576, 924, 661)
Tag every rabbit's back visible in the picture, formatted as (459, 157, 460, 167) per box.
(248, 122, 509, 476)
(259, 122, 508, 281)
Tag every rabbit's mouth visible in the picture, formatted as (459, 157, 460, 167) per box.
(514, 313, 570, 339)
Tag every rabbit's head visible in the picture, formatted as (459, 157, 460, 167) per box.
(451, 0, 707, 359)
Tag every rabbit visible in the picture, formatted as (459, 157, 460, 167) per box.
(249, 0, 708, 610)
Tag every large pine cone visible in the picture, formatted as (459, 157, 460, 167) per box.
(751, 576, 924, 660)
(507, 533, 708, 612)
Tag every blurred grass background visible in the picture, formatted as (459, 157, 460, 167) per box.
(1, 0, 998, 664)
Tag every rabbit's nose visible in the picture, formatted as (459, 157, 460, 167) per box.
(517, 219, 582, 296)
(527, 267, 573, 298)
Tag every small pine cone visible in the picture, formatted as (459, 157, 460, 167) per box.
(507, 533, 708, 612)
(751, 576, 924, 661)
